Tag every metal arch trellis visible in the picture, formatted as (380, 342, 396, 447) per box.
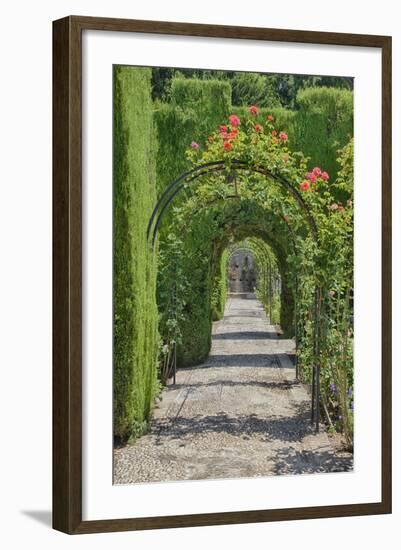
(147, 160, 319, 246)
(228, 243, 279, 312)
(147, 160, 322, 432)
(228, 237, 301, 381)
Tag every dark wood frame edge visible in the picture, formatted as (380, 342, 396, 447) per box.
(52, 15, 392, 535)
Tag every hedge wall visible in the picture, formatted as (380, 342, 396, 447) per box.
(113, 66, 159, 441)
(154, 76, 232, 198)
(294, 86, 353, 179)
(155, 77, 232, 367)
(233, 86, 353, 179)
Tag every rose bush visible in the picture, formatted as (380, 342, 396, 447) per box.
(181, 106, 354, 444)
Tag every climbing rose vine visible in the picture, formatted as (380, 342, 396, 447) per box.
(184, 106, 354, 445)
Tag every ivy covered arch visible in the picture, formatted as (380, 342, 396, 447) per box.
(150, 107, 353, 439)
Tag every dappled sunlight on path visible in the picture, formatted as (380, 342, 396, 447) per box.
(114, 293, 353, 484)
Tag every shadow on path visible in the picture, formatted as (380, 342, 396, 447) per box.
(213, 331, 279, 340)
(168, 379, 300, 391)
(183, 353, 294, 369)
(273, 448, 353, 475)
(154, 401, 313, 443)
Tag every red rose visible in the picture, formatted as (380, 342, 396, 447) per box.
(255, 124, 263, 133)
(300, 180, 310, 191)
(223, 141, 232, 151)
(279, 131, 288, 141)
(228, 114, 240, 127)
(225, 128, 238, 139)
(249, 105, 259, 115)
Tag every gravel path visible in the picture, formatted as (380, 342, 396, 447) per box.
(114, 293, 353, 484)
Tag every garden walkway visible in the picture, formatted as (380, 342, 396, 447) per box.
(114, 293, 353, 484)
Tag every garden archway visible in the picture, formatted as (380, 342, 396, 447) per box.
(147, 160, 322, 431)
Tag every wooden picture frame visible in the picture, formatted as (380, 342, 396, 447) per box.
(53, 15, 392, 534)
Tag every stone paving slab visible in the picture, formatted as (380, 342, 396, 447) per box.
(114, 293, 353, 484)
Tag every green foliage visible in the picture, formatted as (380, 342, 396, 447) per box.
(113, 68, 354, 445)
(295, 87, 353, 180)
(127, 419, 150, 444)
(155, 78, 232, 366)
(154, 77, 231, 198)
(157, 231, 189, 381)
(150, 67, 351, 108)
(113, 66, 159, 441)
(211, 248, 229, 320)
(183, 109, 354, 443)
(232, 88, 352, 181)
(231, 72, 281, 108)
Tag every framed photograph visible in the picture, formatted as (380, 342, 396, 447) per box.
(53, 16, 392, 534)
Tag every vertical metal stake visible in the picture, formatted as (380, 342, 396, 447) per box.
(315, 366, 320, 432)
(173, 341, 177, 385)
(269, 267, 272, 322)
(311, 365, 315, 424)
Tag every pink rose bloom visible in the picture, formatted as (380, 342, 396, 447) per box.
(313, 167, 322, 176)
(267, 114, 274, 121)
(279, 132, 288, 141)
(321, 171, 329, 181)
(306, 172, 317, 183)
(229, 114, 240, 127)
(249, 105, 259, 115)
(219, 125, 227, 133)
(330, 203, 339, 210)
(190, 141, 199, 149)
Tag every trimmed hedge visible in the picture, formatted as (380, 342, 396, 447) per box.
(113, 66, 159, 441)
(232, 87, 353, 179)
(295, 86, 353, 179)
(155, 77, 232, 367)
(154, 77, 231, 197)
